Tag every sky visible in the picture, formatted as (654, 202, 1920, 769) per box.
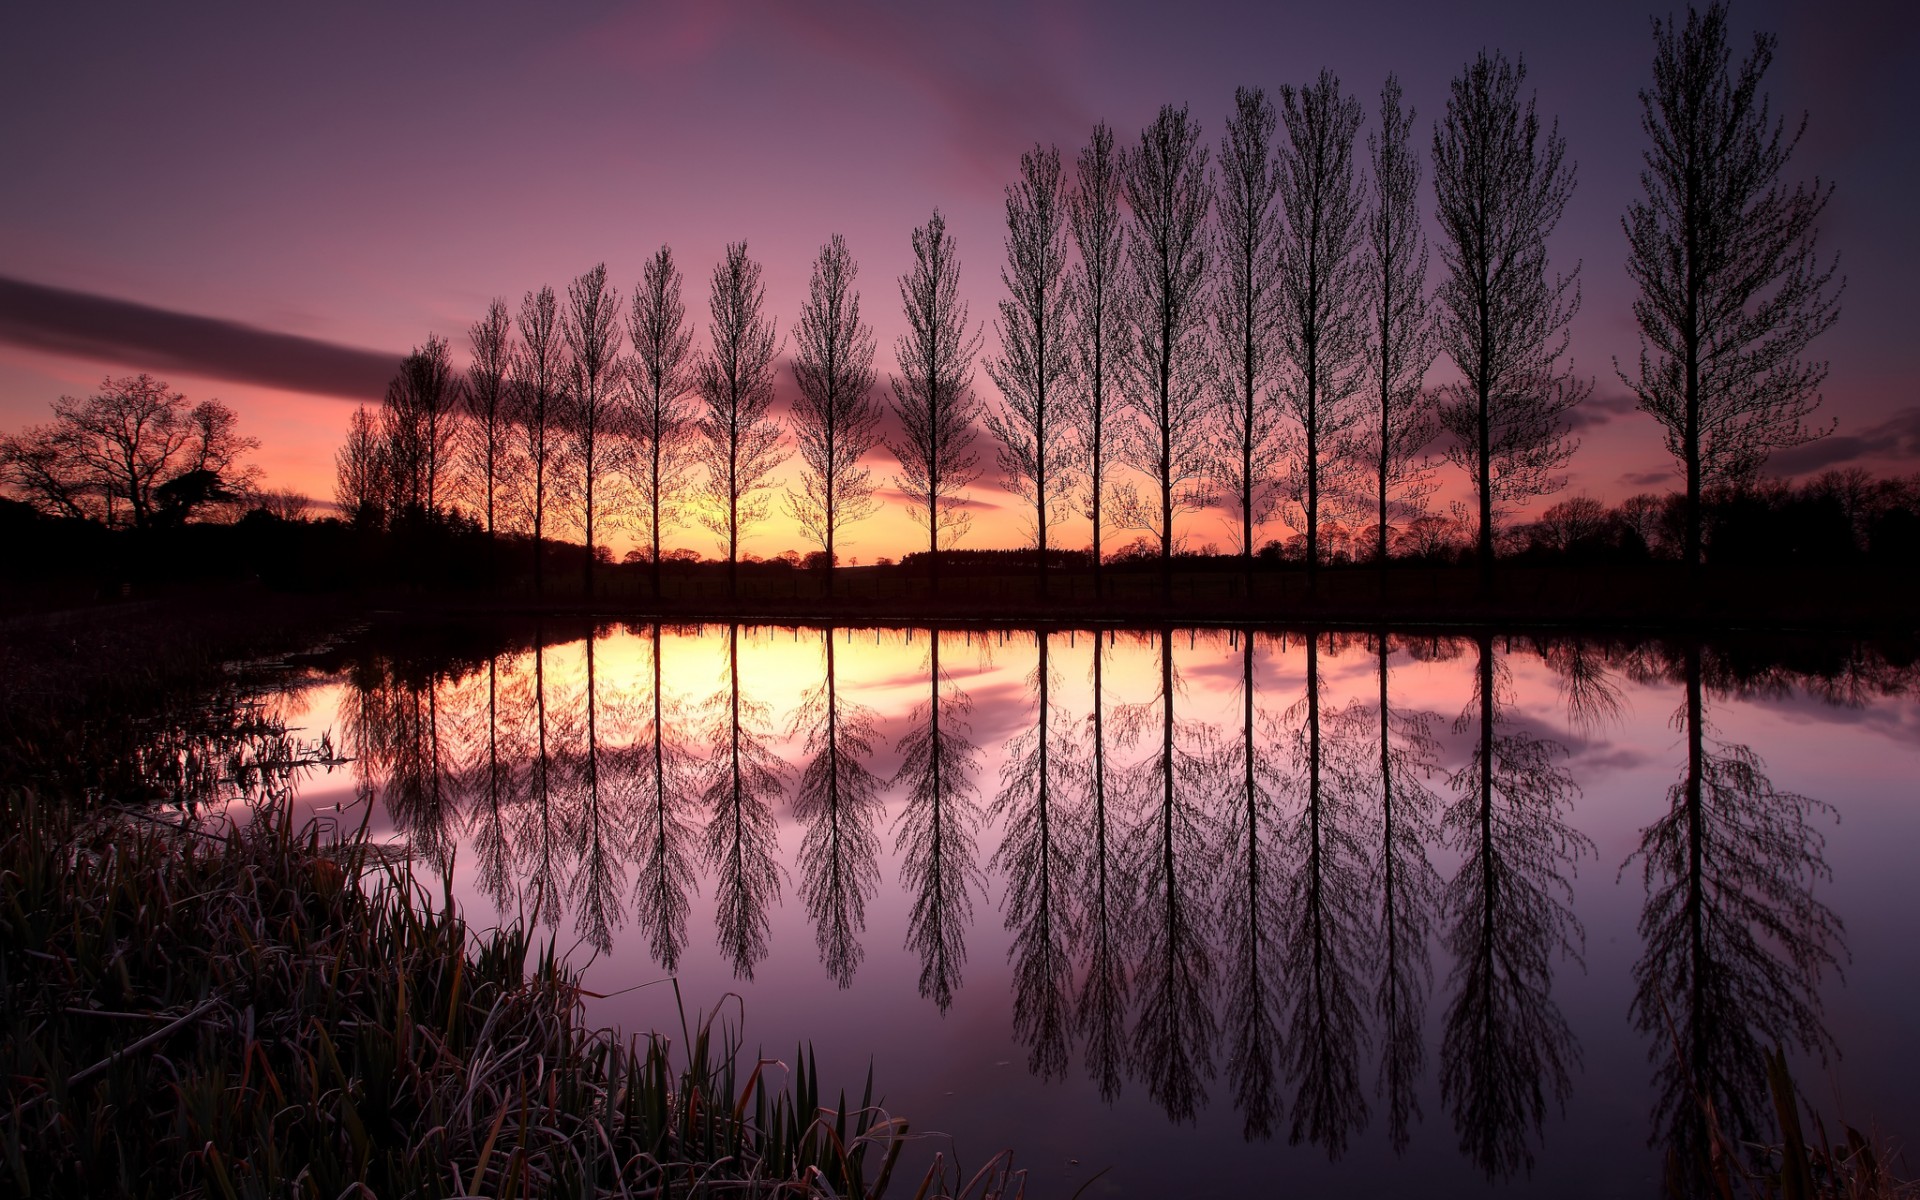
(3, 0, 1916, 560)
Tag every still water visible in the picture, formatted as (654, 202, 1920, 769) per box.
(264, 623, 1917, 1197)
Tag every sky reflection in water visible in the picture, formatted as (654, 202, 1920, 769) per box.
(277, 624, 1920, 1198)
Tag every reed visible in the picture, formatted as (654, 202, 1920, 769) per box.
(0, 789, 1010, 1198)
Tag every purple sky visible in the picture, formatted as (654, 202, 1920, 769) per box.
(3, 0, 1914, 554)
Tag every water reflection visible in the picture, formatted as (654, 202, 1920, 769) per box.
(1367, 634, 1441, 1154)
(1440, 632, 1591, 1180)
(790, 628, 884, 988)
(699, 623, 786, 979)
(319, 621, 1897, 1184)
(989, 630, 1081, 1078)
(893, 629, 984, 1012)
(1629, 642, 1845, 1195)
(631, 624, 699, 973)
(1125, 628, 1220, 1124)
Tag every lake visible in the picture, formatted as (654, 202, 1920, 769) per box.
(243, 621, 1918, 1197)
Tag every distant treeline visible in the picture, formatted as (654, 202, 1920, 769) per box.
(0, 5, 1879, 603)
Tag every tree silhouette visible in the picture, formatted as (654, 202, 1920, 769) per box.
(1361, 76, 1440, 582)
(1277, 635, 1373, 1155)
(986, 145, 1077, 598)
(787, 235, 883, 600)
(561, 264, 626, 596)
(564, 635, 633, 954)
(462, 653, 526, 913)
(384, 335, 460, 522)
(347, 660, 459, 873)
(1439, 633, 1591, 1179)
(463, 299, 516, 544)
(1622, 2, 1842, 574)
(1117, 105, 1215, 602)
(1629, 643, 1843, 1191)
(631, 624, 700, 973)
(1367, 636, 1442, 1152)
(1, 374, 258, 528)
(1066, 123, 1131, 600)
(1276, 73, 1370, 595)
(1210, 89, 1289, 594)
(625, 247, 700, 601)
(511, 287, 565, 593)
(1216, 632, 1286, 1139)
(892, 629, 984, 1012)
(989, 631, 1083, 1078)
(1074, 632, 1134, 1100)
(695, 245, 786, 602)
(334, 404, 391, 529)
(1124, 628, 1218, 1121)
(511, 629, 572, 926)
(888, 211, 984, 594)
(698, 624, 786, 979)
(1432, 52, 1588, 590)
(788, 628, 885, 987)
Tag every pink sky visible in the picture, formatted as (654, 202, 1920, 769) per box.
(3, 1, 1914, 559)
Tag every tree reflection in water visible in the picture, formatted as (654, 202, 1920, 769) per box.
(1123, 628, 1218, 1124)
(698, 624, 786, 979)
(892, 628, 984, 1013)
(1276, 634, 1373, 1156)
(564, 635, 633, 955)
(1440, 632, 1590, 1180)
(1629, 642, 1842, 1194)
(1216, 630, 1286, 1139)
(315, 622, 1893, 1184)
(1367, 634, 1442, 1153)
(989, 630, 1083, 1078)
(630, 624, 700, 973)
(789, 627, 885, 988)
(1074, 630, 1134, 1102)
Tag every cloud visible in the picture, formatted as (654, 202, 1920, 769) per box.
(1564, 390, 1640, 433)
(766, 1, 1091, 184)
(871, 484, 1004, 513)
(1618, 467, 1673, 488)
(0, 275, 400, 400)
(1769, 407, 1920, 476)
(576, 0, 1091, 189)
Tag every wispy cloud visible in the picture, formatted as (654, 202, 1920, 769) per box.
(1770, 407, 1920, 475)
(0, 275, 400, 400)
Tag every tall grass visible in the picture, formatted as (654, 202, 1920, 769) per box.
(0, 790, 1024, 1198)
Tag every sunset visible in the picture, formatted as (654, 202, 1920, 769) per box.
(3, 2, 1916, 1197)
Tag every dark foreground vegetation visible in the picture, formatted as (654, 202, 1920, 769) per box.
(0, 789, 949, 1198)
(0, 607, 1041, 1199)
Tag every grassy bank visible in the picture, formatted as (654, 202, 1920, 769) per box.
(0, 791, 1032, 1198)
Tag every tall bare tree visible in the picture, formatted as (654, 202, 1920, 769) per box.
(1361, 75, 1441, 580)
(562, 264, 626, 595)
(384, 335, 460, 519)
(1622, 2, 1842, 573)
(787, 234, 882, 600)
(1117, 105, 1215, 602)
(1276, 72, 1371, 596)
(1432, 51, 1589, 590)
(625, 246, 700, 601)
(986, 144, 1077, 598)
(1210, 87, 1289, 593)
(694, 243, 786, 601)
(511, 285, 565, 593)
(1067, 122, 1131, 599)
(334, 404, 390, 528)
(888, 210, 984, 594)
(464, 299, 515, 543)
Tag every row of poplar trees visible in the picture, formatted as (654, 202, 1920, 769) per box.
(337, 5, 1838, 600)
